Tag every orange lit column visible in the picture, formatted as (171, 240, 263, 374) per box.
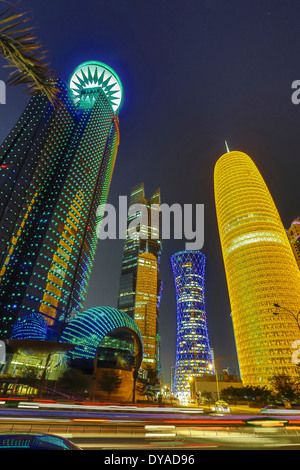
(214, 150, 300, 387)
(134, 252, 158, 371)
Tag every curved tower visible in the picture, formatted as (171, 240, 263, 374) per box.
(214, 150, 300, 387)
(0, 60, 122, 340)
(171, 251, 213, 399)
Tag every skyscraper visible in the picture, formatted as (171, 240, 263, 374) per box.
(286, 218, 300, 270)
(117, 183, 162, 373)
(171, 250, 213, 399)
(0, 60, 123, 340)
(214, 150, 300, 387)
(134, 252, 159, 370)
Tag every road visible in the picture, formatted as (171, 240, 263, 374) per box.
(1, 402, 300, 450)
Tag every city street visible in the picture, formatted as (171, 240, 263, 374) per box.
(1, 402, 300, 450)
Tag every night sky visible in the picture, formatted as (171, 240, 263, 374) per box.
(1, 0, 300, 386)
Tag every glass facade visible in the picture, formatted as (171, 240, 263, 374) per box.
(1, 339, 71, 383)
(214, 150, 300, 387)
(97, 330, 137, 371)
(117, 183, 162, 374)
(134, 252, 159, 369)
(0, 61, 122, 340)
(171, 251, 213, 399)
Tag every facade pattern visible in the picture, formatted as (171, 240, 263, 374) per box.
(117, 183, 162, 373)
(214, 150, 300, 387)
(0, 61, 122, 341)
(171, 251, 213, 398)
(134, 252, 159, 369)
(60, 306, 143, 368)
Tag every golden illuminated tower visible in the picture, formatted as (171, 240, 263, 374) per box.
(117, 183, 162, 375)
(214, 150, 300, 387)
(134, 252, 159, 371)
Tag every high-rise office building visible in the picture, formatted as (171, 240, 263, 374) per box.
(0, 60, 123, 340)
(214, 150, 300, 387)
(171, 250, 213, 398)
(117, 183, 162, 372)
(286, 218, 300, 270)
(133, 252, 159, 370)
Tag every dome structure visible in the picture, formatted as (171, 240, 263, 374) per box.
(59, 306, 143, 371)
(11, 313, 48, 341)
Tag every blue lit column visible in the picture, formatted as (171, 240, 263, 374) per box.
(170, 251, 213, 399)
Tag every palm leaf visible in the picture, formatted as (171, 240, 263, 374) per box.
(0, 3, 61, 105)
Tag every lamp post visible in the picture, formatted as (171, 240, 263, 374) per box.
(273, 303, 300, 331)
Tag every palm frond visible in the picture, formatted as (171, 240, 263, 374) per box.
(0, 3, 62, 105)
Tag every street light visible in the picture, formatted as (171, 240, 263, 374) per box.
(273, 303, 300, 331)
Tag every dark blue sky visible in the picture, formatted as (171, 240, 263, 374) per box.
(1, 0, 300, 385)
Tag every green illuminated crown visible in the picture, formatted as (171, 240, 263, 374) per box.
(69, 60, 123, 112)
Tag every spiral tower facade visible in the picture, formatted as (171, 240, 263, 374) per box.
(171, 251, 213, 398)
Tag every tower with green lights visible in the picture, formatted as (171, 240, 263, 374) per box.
(0, 60, 123, 340)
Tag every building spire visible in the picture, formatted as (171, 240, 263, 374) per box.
(225, 140, 230, 153)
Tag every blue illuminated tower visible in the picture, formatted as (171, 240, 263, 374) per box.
(0, 60, 123, 340)
(170, 251, 213, 398)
